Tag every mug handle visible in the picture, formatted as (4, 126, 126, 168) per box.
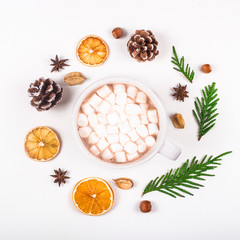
(158, 140, 181, 160)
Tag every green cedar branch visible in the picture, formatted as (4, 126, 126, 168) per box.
(171, 46, 195, 83)
(193, 82, 219, 141)
(142, 152, 232, 198)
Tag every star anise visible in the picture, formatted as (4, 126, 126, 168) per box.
(50, 55, 69, 72)
(172, 84, 189, 102)
(50, 168, 70, 186)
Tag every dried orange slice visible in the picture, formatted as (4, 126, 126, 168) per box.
(24, 126, 60, 162)
(76, 35, 108, 67)
(72, 177, 114, 216)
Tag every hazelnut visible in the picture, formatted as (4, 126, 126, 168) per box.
(112, 27, 124, 39)
(139, 200, 152, 213)
(201, 64, 212, 73)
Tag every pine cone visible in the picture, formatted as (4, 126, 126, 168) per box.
(127, 30, 159, 62)
(28, 78, 63, 111)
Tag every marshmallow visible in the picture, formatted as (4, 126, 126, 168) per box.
(95, 124, 107, 137)
(140, 115, 149, 124)
(145, 136, 156, 147)
(79, 83, 160, 163)
(139, 104, 148, 115)
(97, 113, 107, 124)
(118, 120, 131, 133)
(137, 139, 147, 153)
(82, 103, 94, 115)
(125, 104, 140, 115)
(98, 100, 111, 114)
(105, 93, 116, 105)
(127, 97, 134, 103)
(102, 148, 113, 160)
(88, 132, 99, 144)
(88, 114, 98, 128)
(77, 113, 88, 126)
(124, 142, 138, 154)
(97, 138, 109, 151)
(136, 92, 147, 103)
(89, 145, 100, 156)
(148, 109, 158, 123)
(116, 92, 127, 106)
(129, 115, 140, 128)
(127, 86, 138, 99)
(88, 94, 102, 108)
(106, 134, 119, 144)
(113, 105, 128, 120)
(119, 111, 128, 120)
(79, 127, 92, 138)
(119, 133, 130, 145)
(115, 151, 126, 162)
(136, 124, 148, 138)
(107, 125, 119, 134)
(114, 84, 126, 94)
(148, 123, 159, 135)
(97, 85, 112, 98)
(107, 111, 120, 125)
(110, 143, 123, 153)
(112, 104, 123, 113)
(127, 152, 139, 161)
(128, 129, 140, 141)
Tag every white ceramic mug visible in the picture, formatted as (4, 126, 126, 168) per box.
(73, 77, 181, 168)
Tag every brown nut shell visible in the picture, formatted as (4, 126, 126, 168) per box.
(64, 72, 86, 86)
(171, 113, 185, 129)
(113, 178, 134, 190)
(201, 64, 212, 73)
(112, 27, 124, 39)
(139, 200, 152, 213)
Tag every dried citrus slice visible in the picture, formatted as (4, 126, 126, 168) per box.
(76, 35, 108, 67)
(72, 177, 114, 216)
(24, 126, 60, 162)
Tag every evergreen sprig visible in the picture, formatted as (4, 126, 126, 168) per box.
(171, 46, 195, 83)
(142, 152, 232, 198)
(193, 82, 219, 141)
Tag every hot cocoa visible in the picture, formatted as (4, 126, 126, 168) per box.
(77, 83, 159, 164)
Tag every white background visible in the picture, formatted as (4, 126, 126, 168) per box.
(0, 0, 239, 239)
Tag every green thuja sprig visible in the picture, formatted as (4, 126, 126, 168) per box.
(193, 82, 219, 141)
(142, 152, 232, 198)
(171, 46, 195, 83)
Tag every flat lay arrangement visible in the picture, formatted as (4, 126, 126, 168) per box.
(2, 1, 240, 240)
(23, 27, 232, 216)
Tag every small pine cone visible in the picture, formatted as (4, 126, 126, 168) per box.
(28, 78, 63, 111)
(127, 29, 159, 62)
